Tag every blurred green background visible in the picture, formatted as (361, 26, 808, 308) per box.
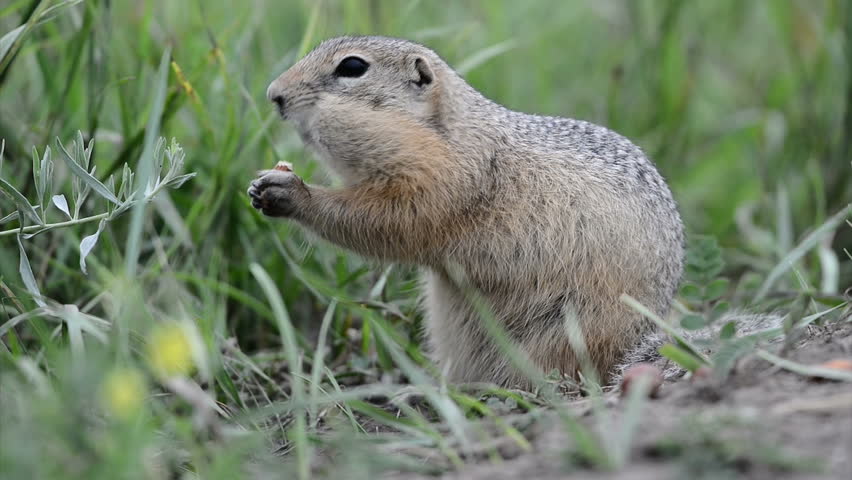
(2, 1, 850, 314)
(2, 0, 849, 285)
(0, 1, 850, 478)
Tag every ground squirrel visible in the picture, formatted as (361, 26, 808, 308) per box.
(250, 36, 685, 388)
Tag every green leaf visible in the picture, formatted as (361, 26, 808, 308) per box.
(705, 277, 730, 301)
(658, 343, 703, 372)
(51, 194, 70, 219)
(0, 177, 42, 225)
(51, 305, 109, 359)
(32, 145, 52, 214)
(17, 235, 45, 307)
(712, 336, 759, 379)
(117, 163, 133, 201)
(32, 146, 42, 206)
(148, 137, 166, 191)
(105, 175, 116, 200)
(719, 321, 737, 340)
(73, 131, 90, 170)
(79, 219, 106, 275)
(162, 173, 196, 189)
(109, 195, 136, 218)
(684, 235, 725, 283)
(680, 314, 706, 330)
(0, 211, 18, 225)
(679, 282, 702, 302)
(702, 259, 724, 281)
(40, 146, 53, 211)
(709, 301, 731, 322)
(57, 136, 120, 205)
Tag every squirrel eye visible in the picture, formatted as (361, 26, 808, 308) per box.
(334, 56, 369, 78)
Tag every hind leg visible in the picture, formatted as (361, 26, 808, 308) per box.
(521, 302, 648, 385)
(422, 271, 519, 384)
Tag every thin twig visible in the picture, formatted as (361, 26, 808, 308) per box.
(0, 212, 109, 237)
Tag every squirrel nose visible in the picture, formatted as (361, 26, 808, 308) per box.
(266, 81, 287, 115)
(271, 94, 286, 114)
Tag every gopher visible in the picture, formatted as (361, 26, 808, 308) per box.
(250, 36, 684, 388)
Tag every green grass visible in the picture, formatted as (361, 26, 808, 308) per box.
(1, 1, 851, 479)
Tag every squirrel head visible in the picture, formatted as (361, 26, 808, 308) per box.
(267, 36, 452, 183)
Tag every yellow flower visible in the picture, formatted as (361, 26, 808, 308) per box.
(147, 323, 195, 378)
(101, 367, 146, 420)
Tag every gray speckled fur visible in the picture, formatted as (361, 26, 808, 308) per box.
(259, 36, 686, 388)
(614, 311, 786, 383)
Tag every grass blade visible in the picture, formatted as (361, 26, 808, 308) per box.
(125, 47, 171, 276)
(756, 350, 852, 382)
(755, 204, 852, 301)
(0, 25, 25, 63)
(309, 299, 337, 427)
(250, 262, 311, 480)
(611, 374, 651, 467)
(621, 293, 710, 365)
(0, 0, 51, 76)
(296, 1, 322, 57)
(456, 39, 518, 75)
(367, 311, 471, 452)
(658, 343, 703, 372)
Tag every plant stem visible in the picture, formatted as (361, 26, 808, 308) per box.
(0, 212, 109, 237)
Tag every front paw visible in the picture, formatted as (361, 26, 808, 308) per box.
(247, 170, 308, 218)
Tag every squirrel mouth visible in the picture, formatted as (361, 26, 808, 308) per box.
(275, 107, 288, 120)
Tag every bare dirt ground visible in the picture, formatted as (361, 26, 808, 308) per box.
(386, 322, 852, 480)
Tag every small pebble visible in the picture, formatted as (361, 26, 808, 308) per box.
(816, 359, 852, 373)
(620, 363, 663, 398)
(690, 366, 714, 381)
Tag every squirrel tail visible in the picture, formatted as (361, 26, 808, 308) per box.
(611, 311, 785, 384)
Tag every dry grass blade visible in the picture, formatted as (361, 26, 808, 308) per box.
(756, 350, 852, 382)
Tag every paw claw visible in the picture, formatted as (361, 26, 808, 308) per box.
(246, 169, 305, 218)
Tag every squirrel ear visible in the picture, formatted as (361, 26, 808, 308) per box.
(410, 57, 434, 88)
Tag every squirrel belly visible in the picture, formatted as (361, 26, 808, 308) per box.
(254, 36, 685, 388)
